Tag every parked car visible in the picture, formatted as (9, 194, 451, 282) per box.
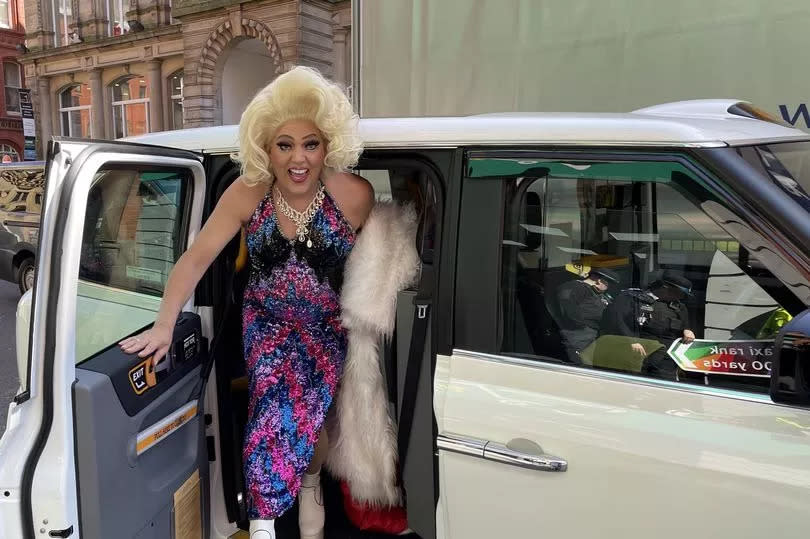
(4, 100, 810, 539)
(0, 161, 44, 293)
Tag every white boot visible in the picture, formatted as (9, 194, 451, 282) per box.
(249, 519, 276, 539)
(298, 471, 325, 539)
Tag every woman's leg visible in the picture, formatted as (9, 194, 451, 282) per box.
(299, 427, 328, 539)
(308, 427, 329, 473)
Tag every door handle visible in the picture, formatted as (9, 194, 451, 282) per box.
(485, 438, 567, 472)
(437, 433, 568, 472)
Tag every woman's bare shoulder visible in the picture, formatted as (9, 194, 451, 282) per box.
(324, 172, 374, 229)
(218, 177, 271, 224)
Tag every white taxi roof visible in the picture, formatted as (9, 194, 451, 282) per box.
(124, 100, 810, 153)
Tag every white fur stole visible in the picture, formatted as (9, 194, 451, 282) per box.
(325, 201, 420, 506)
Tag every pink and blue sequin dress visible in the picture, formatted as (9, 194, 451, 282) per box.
(242, 187, 355, 519)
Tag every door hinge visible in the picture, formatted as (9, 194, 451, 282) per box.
(48, 525, 73, 538)
(12, 390, 30, 404)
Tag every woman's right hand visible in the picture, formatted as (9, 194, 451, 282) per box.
(119, 323, 173, 367)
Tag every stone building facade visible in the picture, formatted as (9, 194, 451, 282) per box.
(20, 0, 352, 157)
(0, 1, 27, 161)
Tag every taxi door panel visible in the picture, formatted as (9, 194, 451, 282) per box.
(74, 313, 207, 539)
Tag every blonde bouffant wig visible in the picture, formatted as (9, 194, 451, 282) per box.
(234, 66, 363, 186)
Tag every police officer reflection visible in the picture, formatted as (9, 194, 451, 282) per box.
(601, 270, 696, 379)
(556, 268, 620, 364)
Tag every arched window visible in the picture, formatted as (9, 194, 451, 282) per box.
(59, 84, 92, 137)
(110, 76, 149, 138)
(0, 143, 19, 162)
(3, 61, 21, 115)
(168, 70, 183, 130)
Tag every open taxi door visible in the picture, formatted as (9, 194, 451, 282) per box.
(0, 139, 210, 539)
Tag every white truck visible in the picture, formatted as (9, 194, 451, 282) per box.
(353, 0, 810, 132)
(352, 0, 807, 343)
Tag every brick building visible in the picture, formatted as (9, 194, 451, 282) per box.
(0, 1, 26, 161)
(20, 0, 352, 157)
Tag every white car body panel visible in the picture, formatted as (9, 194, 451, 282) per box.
(435, 351, 810, 538)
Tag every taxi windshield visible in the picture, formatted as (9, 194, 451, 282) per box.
(749, 141, 810, 211)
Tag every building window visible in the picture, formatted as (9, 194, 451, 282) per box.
(169, 70, 183, 130)
(0, 0, 12, 29)
(0, 143, 19, 162)
(107, 0, 129, 36)
(110, 76, 149, 138)
(59, 84, 92, 137)
(52, 0, 72, 46)
(4, 61, 21, 115)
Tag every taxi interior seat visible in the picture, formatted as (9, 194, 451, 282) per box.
(537, 267, 577, 361)
(512, 192, 546, 354)
(512, 191, 570, 360)
(542, 267, 578, 329)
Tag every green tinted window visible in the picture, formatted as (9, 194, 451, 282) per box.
(469, 157, 687, 183)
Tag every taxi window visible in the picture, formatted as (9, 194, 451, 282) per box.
(356, 169, 393, 201)
(75, 166, 191, 363)
(488, 156, 809, 394)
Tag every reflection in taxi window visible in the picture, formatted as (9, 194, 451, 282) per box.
(80, 168, 188, 296)
(489, 157, 810, 394)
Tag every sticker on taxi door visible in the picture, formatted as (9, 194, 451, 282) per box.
(128, 357, 157, 395)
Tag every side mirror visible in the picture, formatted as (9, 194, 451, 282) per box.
(770, 309, 810, 405)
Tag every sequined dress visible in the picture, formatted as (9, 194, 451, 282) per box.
(242, 187, 355, 519)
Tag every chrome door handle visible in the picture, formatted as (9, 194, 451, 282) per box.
(437, 433, 567, 472)
(484, 440, 567, 472)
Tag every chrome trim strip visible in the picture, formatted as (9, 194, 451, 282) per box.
(727, 135, 810, 146)
(451, 348, 779, 407)
(436, 433, 486, 458)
